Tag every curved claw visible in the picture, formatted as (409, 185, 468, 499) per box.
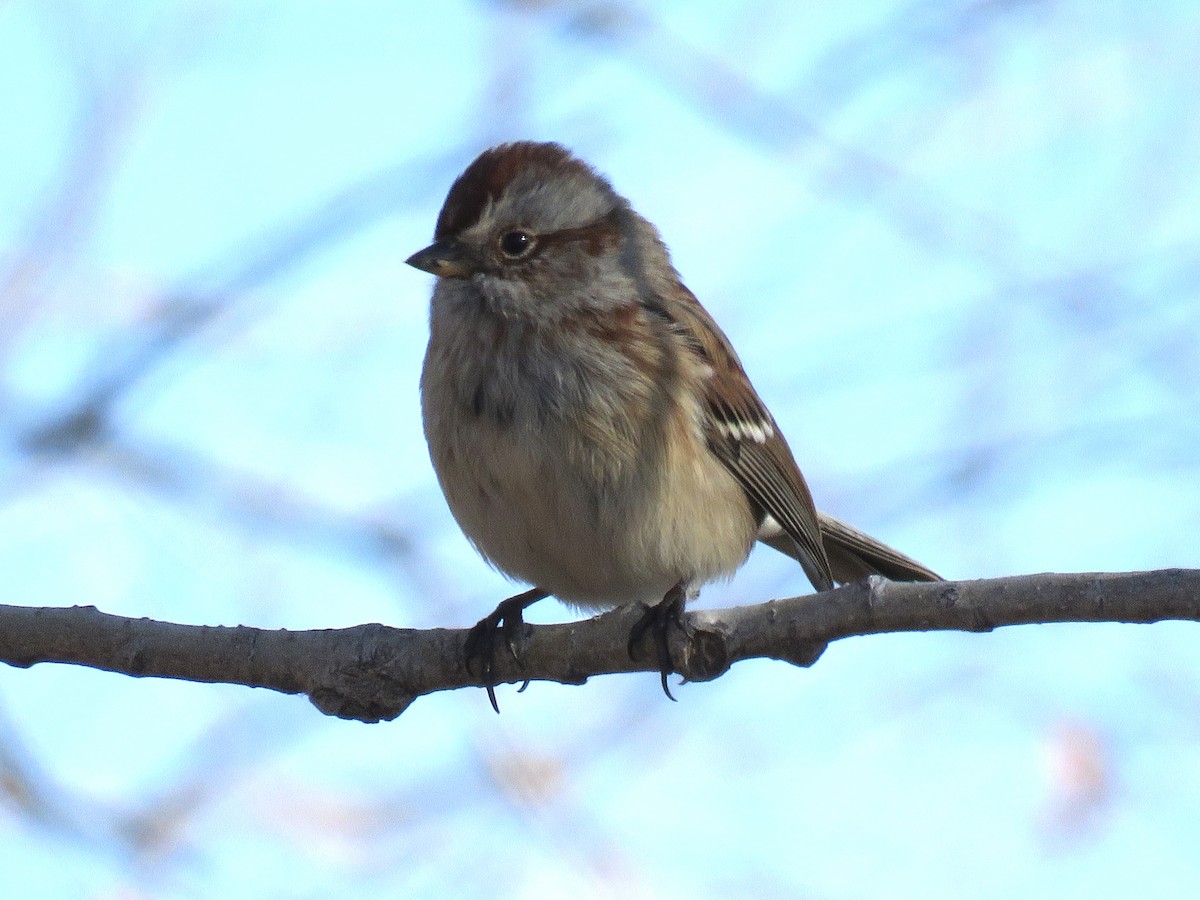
(463, 588, 548, 713)
(627, 583, 688, 701)
(660, 668, 677, 702)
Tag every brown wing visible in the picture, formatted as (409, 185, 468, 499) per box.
(657, 285, 835, 592)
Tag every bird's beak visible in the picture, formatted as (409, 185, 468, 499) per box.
(405, 238, 477, 278)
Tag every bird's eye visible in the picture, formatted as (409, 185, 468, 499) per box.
(498, 230, 535, 258)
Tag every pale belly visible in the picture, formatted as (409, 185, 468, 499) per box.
(429, 411, 758, 610)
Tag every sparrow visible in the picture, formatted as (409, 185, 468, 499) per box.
(408, 141, 939, 708)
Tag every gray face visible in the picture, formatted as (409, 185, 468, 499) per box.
(425, 142, 641, 326)
(416, 142, 687, 443)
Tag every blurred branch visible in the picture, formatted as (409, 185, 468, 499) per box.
(0, 37, 142, 359)
(96, 435, 420, 566)
(2, 570, 1198, 721)
(552, 0, 1055, 276)
(16, 148, 465, 456)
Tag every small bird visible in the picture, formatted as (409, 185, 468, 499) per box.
(408, 141, 939, 708)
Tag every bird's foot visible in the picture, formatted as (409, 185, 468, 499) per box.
(464, 588, 548, 713)
(627, 583, 688, 701)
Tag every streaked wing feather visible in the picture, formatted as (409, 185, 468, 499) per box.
(660, 285, 835, 592)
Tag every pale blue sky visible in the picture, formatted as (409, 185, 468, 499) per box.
(2, 1, 1200, 897)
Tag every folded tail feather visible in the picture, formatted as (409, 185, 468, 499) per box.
(761, 511, 940, 586)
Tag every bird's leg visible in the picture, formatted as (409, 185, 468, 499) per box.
(627, 581, 689, 701)
(463, 587, 549, 713)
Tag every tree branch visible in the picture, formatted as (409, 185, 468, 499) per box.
(2, 570, 1197, 722)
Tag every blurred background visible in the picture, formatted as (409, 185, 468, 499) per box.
(2, 0, 1199, 897)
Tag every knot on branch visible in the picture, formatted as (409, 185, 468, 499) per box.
(308, 623, 420, 722)
(308, 685, 413, 723)
(675, 621, 732, 683)
(770, 639, 828, 669)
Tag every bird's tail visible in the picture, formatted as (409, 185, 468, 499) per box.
(761, 511, 940, 585)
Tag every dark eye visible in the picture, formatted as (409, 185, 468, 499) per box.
(499, 230, 535, 258)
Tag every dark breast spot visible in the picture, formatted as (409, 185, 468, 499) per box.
(470, 381, 514, 427)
